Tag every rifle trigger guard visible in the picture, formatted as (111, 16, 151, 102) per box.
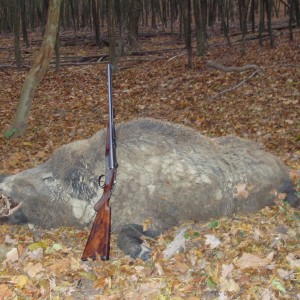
(98, 175, 105, 188)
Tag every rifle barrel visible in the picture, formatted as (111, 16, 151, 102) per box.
(108, 64, 115, 170)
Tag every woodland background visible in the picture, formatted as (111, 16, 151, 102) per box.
(0, 0, 299, 299)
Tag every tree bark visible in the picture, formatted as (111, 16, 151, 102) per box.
(108, 0, 117, 69)
(183, 0, 192, 68)
(11, 0, 22, 67)
(265, 0, 275, 48)
(259, 0, 265, 47)
(295, 0, 300, 26)
(92, 0, 101, 48)
(128, 0, 142, 49)
(20, 0, 29, 47)
(8, 0, 61, 138)
(193, 0, 208, 56)
(239, 0, 250, 56)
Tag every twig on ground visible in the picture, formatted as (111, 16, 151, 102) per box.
(0, 66, 10, 75)
(206, 60, 261, 100)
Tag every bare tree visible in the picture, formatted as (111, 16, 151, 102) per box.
(11, 0, 22, 67)
(108, 0, 117, 69)
(7, 0, 61, 138)
(128, 0, 142, 49)
(194, 0, 208, 56)
(183, 0, 192, 68)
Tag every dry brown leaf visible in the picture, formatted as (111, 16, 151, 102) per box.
(220, 277, 240, 292)
(174, 261, 190, 273)
(234, 183, 249, 199)
(286, 253, 300, 268)
(24, 262, 44, 278)
(204, 234, 221, 249)
(221, 264, 234, 279)
(0, 284, 15, 299)
(236, 252, 271, 270)
(5, 247, 18, 263)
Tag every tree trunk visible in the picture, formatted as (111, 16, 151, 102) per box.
(239, 0, 250, 56)
(225, 0, 232, 45)
(183, 0, 192, 68)
(295, 0, 300, 26)
(250, 0, 255, 32)
(259, 0, 265, 47)
(11, 0, 22, 68)
(289, 0, 294, 41)
(150, 0, 157, 29)
(108, 0, 117, 69)
(55, 10, 61, 73)
(208, 0, 217, 26)
(92, 0, 102, 48)
(8, 0, 61, 138)
(69, 0, 78, 44)
(265, 0, 275, 48)
(128, 0, 142, 49)
(161, 0, 167, 30)
(194, 0, 207, 56)
(170, 0, 176, 34)
(20, 0, 29, 47)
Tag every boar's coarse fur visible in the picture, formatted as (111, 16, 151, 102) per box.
(0, 118, 297, 258)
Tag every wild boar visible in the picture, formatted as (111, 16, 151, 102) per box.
(0, 118, 297, 258)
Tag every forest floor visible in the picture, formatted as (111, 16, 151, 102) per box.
(0, 24, 299, 299)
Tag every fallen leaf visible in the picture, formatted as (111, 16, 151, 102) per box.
(174, 261, 190, 273)
(260, 288, 276, 300)
(11, 275, 29, 289)
(234, 183, 249, 199)
(277, 268, 294, 280)
(5, 247, 18, 263)
(221, 264, 234, 279)
(28, 241, 48, 251)
(78, 271, 97, 281)
(26, 247, 44, 260)
(24, 262, 44, 278)
(4, 234, 16, 244)
(286, 253, 300, 268)
(155, 262, 165, 276)
(0, 284, 14, 299)
(206, 277, 217, 290)
(220, 277, 240, 292)
(204, 234, 221, 249)
(271, 278, 286, 293)
(236, 252, 271, 269)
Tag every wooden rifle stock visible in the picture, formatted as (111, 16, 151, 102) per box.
(81, 191, 111, 261)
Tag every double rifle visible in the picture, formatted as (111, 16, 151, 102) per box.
(82, 64, 118, 261)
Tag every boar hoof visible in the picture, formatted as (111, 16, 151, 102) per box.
(117, 224, 160, 260)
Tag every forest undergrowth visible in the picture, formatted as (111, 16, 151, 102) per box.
(0, 27, 299, 299)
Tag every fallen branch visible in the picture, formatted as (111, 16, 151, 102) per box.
(207, 60, 260, 72)
(207, 60, 261, 100)
(49, 57, 156, 67)
(0, 64, 31, 70)
(163, 227, 187, 259)
(0, 66, 10, 75)
(130, 47, 185, 56)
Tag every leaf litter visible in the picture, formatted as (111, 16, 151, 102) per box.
(0, 28, 299, 299)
